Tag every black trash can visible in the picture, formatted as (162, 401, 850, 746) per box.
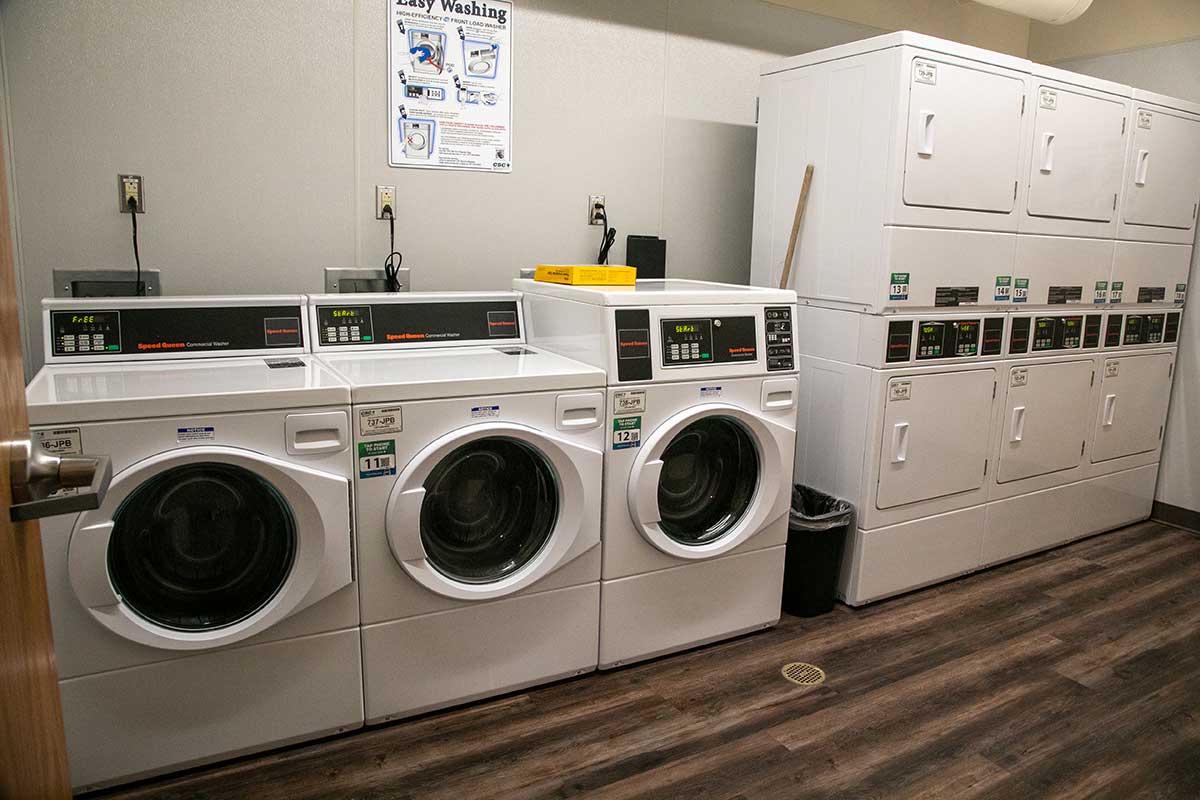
(782, 485, 854, 617)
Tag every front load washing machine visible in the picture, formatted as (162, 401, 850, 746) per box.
(309, 292, 606, 723)
(25, 296, 361, 791)
(515, 279, 799, 668)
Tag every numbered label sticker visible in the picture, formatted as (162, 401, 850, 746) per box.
(35, 427, 81, 455)
(613, 390, 646, 415)
(994, 275, 1012, 302)
(358, 440, 397, 479)
(1138, 110, 1153, 130)
(1013, 278, 1029, 303)
(1094, 281, 1109, 304)
(890, 272, 910, 301)
(359, 406, 402, 436)
(888, 381, 912, 402)
(612, 417, 642, 450)
(1110, 281, 1124, 304)
(913, 61, 937, 85)
(1039, 88, 1058, 110)
(1176, 283, 1187, 304)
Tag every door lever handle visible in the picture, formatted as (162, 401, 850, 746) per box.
(9, 438, 112, 522)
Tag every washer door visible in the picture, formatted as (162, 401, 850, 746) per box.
(385, 422, 601, 601)
(68, 446, 350, 651)
(628, 404, 789, 560)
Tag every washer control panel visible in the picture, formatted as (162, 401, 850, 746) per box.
(51, 311, 121, 355)
(313, 300, 520, 347)
(48, 303, 304, 358)
(660, 315, 758, 367)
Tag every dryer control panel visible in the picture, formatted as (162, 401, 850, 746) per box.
(883, 316, 1004, 363)
(1008, 315, 1084, 354)
(1121, 313, 1166, 345)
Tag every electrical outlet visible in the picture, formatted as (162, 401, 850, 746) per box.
(588, 194, 606, 226)
(376, 185, 397, 219)
(119, 174, 144, 213)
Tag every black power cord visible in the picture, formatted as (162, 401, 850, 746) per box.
(596, 204, 616, 265)
(381, 204, 404, 292)
(127, 196, 144, 296)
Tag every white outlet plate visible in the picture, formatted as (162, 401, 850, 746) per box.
(376, 185, 397, 219)
(119, 174, 144, 213)
(588, 194, 606, 225)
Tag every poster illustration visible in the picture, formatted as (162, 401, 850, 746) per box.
(388, 0, 513, 172)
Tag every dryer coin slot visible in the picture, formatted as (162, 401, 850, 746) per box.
(1083, 314, 1102, 349)
(1009, 317, 1031, 354)
(886, 319, 913, 363)
(1165, 312, 1181, 343)
(1105, 314, 1124, 347)
(981, 317, 1004, 356)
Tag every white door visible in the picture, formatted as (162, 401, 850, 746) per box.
(877, 369, 995, 509)
(998, 360, 1093, 483)
(1122, 107, 1200, 231)
(1027, 86, 1126, 222)
(1092, 353, 1174, 463)
(903, 58, 1025, 214)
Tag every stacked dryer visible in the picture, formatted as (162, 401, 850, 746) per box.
(751, 31, 1199, 604)
(516, 279, 798, 668)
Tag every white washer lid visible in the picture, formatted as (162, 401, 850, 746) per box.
(26, 356, 350, 425)
(318, 345, 605, 404)
(513, 278, 797, 306)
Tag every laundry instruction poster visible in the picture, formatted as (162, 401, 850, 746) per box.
(388, 0, 513, 172)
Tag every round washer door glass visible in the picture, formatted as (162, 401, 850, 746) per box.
(420, 437, 559, 583)
(656, 416, 759, 545)
(106, 462, 297, 631)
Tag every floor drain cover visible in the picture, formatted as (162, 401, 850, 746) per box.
(781, 662, 826, 686)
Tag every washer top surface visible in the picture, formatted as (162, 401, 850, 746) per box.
(514, 278, 796, 306)
(319, 344, 605, 404)
(26, 355, 350, 425)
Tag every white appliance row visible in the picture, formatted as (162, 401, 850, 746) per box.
(794, 306, 1179, 606)
(750, 31, 1200, 313)
(25, 281, 798, 792)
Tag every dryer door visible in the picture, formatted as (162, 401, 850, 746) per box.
(876, 369, 995, 510)
(68, 446, 351, 651)
(385, 422, 601, 601)
(627, 404, 790, 560)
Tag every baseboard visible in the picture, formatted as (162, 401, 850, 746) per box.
(1152, 501, 1200, 535)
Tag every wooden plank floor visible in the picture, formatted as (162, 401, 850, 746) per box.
(95, 522, 1200, 800)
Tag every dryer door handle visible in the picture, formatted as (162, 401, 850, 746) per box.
(1102, 394, 1118, 427)
(917, 110, 935, 156)
(890, 422, 910, 464)
(633, 459, 664, 524)
(1010, 406, 1027, 443)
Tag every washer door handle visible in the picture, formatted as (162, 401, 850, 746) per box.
(633, 459, 664, 524)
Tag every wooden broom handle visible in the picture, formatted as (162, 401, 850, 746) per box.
(779, 164, 814, 290)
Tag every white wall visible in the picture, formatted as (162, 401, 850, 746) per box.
(1058, 38, 1200, 516)
(1, 0, 879, 376)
